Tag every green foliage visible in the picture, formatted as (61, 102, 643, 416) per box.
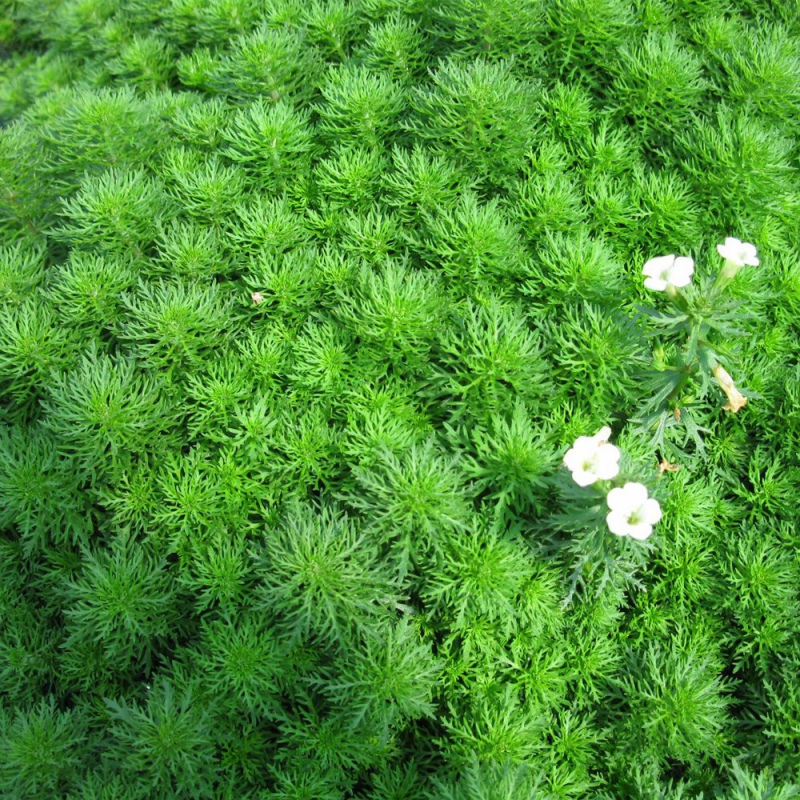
(177, 25, 321, 102)
(422, 518, 535, 631)
(417, 191, 528, 284)
(0, 698, 86, 798)
(348, 440, 471, 567)
(0, 297, 77, 413)
(182, 611, 283, 716)
(702, 18, 800, 134)
(0, 424, 91, 553)
(407, 58, 540, 186)
(521, 228, 623, 306)
(316, 64, 407, 148)
(46, 251, 137, 331)
(455, 399, 555, 518)
(35, 86, 165, 184)
(543, 0, 636, 83)
(336, 257, 445, 362)
(1, 0, 800, 795)
(59, 532, 186, 676)
(357, 13, 429, 83)
(724, 761, 800, 800)
(255, 502, 402, 643)
(223, 99, 317, 191)
(106, 34, 176, 89)
(610, 28, 708, 141)
(609, 630, 731, 774)
(677, 103, 795, 230)
(0, 241, 45, 304)
(429, 759, 547, 799)
(322, 617, 441, 729)
(41, 348, 172, 475)
(119, 278, 231, 372)
(383, 144, 470, 222)
(105, 678, 216, 797)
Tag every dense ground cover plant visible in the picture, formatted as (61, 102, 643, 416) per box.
(1, 0, 800, 796)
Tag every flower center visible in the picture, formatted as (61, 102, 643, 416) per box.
(627, 508, 644, 525)
(582, 454, 599, 472)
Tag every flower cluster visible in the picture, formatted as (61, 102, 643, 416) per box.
(560, 236, 759, 542)
(641, 236, 757, 416)
(642, 236, 758, 294)
(563, 427, 661, 540)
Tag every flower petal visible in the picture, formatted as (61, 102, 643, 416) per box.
(644, 276, 667, 292)
(594, 458, 620, 481)
(572, 469, 598, 487)
(670, 256, 694, 287)
(623, 482, 649, 505)
(643, 498, 662, 525)
(563, 449, 580, 470)
(592, 426, 612, 444)
(606, 486, 634, 514)
(643, 255, 675, 278)
(628, 522, 653, 540)
(606, 510, 630, 537)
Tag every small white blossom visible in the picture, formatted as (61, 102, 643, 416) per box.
(563, 426, 621, 487)
(716, 237, 759, 269)
(642, 254, 694, 292)
(606, 482, 662, 540)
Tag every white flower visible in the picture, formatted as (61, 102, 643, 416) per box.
(642, 254, 695, 292)
(563, 426, 621, 487)
(716, 237, 759, 269)
(606, 482, 662, 540)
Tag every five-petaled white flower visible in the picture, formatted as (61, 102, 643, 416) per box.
(606, 482, 662, 540)
(563, 426, 621, 487)
(642, 254, 695, 292)
(716, 237, 759, 269)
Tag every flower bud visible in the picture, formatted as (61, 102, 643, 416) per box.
(712, 364, 747, 413)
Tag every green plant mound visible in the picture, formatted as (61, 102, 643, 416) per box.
(1, 0, 800, 797)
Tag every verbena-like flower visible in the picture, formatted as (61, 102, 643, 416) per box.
(606, 482, 662, 540)
(642, 254, 694, 292)
(716, 237, 759, 269)
(563, 426, 621, 487)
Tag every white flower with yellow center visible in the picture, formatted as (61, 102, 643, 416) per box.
(606, 482, 662, 540)
(563, 426, 621, 487)
(642, 254, 694, 292)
